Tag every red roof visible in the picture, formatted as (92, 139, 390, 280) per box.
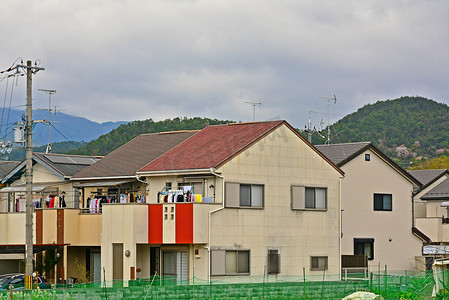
(138, 121, 285, 172)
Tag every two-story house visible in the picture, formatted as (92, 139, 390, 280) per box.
(316, 142, 423, 273)
(101, 120, 344, 285)
(0, 153, 100, 276)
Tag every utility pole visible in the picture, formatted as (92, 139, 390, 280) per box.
(14, 60, 45, 287)
(38, 89, 57, 153)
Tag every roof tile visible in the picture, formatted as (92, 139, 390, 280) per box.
(139, 121, 284, 172)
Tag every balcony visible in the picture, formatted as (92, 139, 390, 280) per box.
(103, 202, 221, 245)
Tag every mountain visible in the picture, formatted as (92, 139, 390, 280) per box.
(306, 96, 449, 168)
(0, 108, 127, 145)
(2, 141, 86, 162)
(70, 117, 234, 156)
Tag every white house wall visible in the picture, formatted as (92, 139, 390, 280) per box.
(340, 149, 422, 271)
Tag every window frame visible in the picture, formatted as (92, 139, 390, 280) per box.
(267, 249, 280, 274)
(291, 185, 327, 211)
(225, 182, 264, 209)
(354, 238, 374, 260)
(239, 184, 264, 208)
(310, 256, 328, 271)
(373, 193, 392, 211)
(365, 153, 370, 161)
(211, 249, 251, 276)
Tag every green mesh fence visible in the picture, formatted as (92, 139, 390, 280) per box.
(0, 270, 443, 299)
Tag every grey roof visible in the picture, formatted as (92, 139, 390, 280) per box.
(408, 169, 449, 188)
(2, 153, 101, 184)
(421, 177, 449, 200)
(72, 130, 198, 179)
(314, 142, 371, 166)
(0, 161, 20, 178)
(33, 153, 101, 178)
(315, 141, 422, 187)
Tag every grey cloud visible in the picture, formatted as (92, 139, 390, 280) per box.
(0, 0, 448, 130)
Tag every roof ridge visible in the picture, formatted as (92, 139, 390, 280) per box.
(315, 141, 371, 147)
(35, 152, 102, 159)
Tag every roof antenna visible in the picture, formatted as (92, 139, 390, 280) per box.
(38, 89, 58, 153)
(319, 95, 337, 145)
(245, 101, 262, 122)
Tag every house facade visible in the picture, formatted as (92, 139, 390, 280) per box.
(101, 121, 344, 285)
(316, 142, 423, 272)
(0, 153, 100, 278)
(411, 171, 449, 263)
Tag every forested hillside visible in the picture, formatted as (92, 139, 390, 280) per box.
(70, 117, 233, 156)
(5, 97, 448, 171)
(307, 96, 449, 168)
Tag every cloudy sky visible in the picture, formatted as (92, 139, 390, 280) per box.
(1, 0, 448, 130)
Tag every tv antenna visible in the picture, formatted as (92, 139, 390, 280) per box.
(38, 89, 58, 153)
(304, 111, 325, 143)
(319, 94, 337, 145)
(245, 101, 262, 121)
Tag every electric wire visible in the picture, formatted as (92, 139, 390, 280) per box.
(0, 76, 9, 137)
(6, 75, 16, 139)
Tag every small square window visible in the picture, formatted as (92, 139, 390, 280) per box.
(374, 194, 392, 211)
(365, 154, 370, 161)
(354, 238, 374, 260)
(311, 256, 328, 270)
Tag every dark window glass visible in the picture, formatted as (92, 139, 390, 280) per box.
(365, 154, 370, 161)
(305, 188, 315, 208)
(354, 238, 374, 260)
(374, 193, 392, 211)
(240, 185, 251, 206)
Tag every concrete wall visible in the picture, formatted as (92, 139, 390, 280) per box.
(340, 149, 422, 271)
(102, 204, 149, 286)
(0, 212, 35, 244)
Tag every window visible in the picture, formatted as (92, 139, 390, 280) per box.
(365, 154, 370, 161)
(240, 184, 263, 207)
(354, 238, 374, 260)
(311, 256, 328, 271)
(211, 250, 250, 275)
(291, 185, 327, 210)
(374, 194, 392, 211)
(268, 249, 280, 274)
(225, 183, 264, 208)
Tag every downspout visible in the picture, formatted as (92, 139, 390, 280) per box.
(208, 167, 225, 282)
(411, 189, 415, 227)
(339, 177, 343, 276)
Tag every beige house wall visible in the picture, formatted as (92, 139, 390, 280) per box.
(32, 163, 62, 183)
(211, 125, 342, 278)
(340, 149, 422, 271)
(103, 124, 342, 283)
(413, 175, 449, 218)
(63, 209, 102, 246)
(102, 204, 149, 286)
(0, 212, 35, 244)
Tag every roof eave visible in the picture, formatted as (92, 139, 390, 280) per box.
(137, 168, 213, 177)
(71, 175, 137, 181)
